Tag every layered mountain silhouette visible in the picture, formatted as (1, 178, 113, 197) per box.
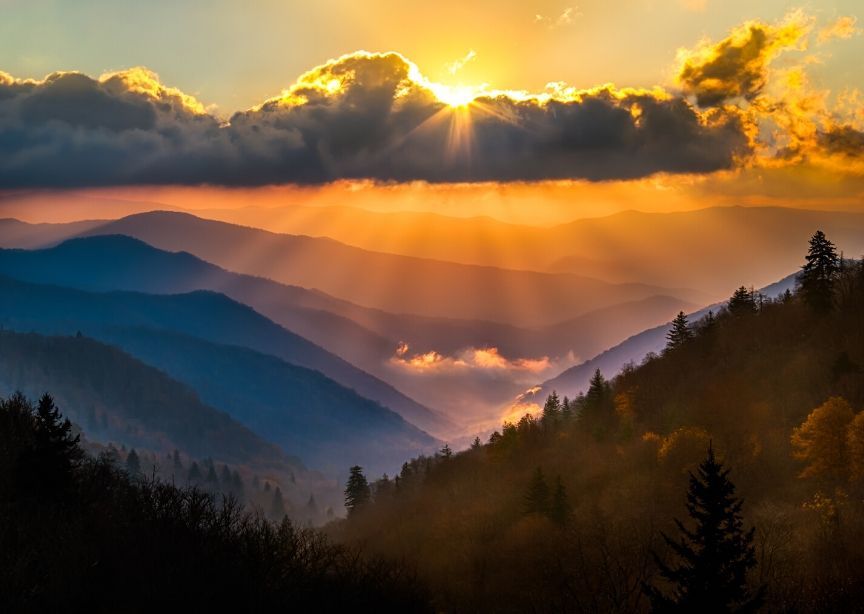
(0, 329, 292, 471)
(0, 234, 695, 423)
(95, 326, 437, 474)
(0, 239, 449, 436)
(130, 204, 864, 297)
(0, 275, 439, 471)
(81, 211, 706, 326)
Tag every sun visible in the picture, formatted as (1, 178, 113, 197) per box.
(427, 82, 483, 107)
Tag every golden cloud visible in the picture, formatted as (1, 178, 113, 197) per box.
(675, 9, 812, 106)
(817, 16, 861, 45)
(390, 343, 553, 375)
(1, 14, 861, 189)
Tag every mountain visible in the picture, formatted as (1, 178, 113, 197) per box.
(155, 204, 864, 297)
(0, 239, 449, 436)
(0, 218, 104, 248)
(332, 256, 864, 614)
(0, 235, 695, 426)
(95, 326, 438, 475)
(531, 273, 799, 404)
(0, 329, 291, 471)
(83, 211, 706, 326)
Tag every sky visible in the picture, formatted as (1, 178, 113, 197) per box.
(1, 0, 863, 221)
(2, 0, 861, 113)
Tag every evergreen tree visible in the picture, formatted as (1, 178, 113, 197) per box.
(470, 436, 482, 450)
(798, 229, 839, 312)
(271, 486, 287, 519)
(205, 463, 219, 488)
(727, 286, 757, 317)
(561, 396, 573, 422)
(644, 445, 763, 613)
(344, 465, 371, 517)
(523, 467, 551, 516)
(187, 461, 202, 484)
(306, 494, 319, 520)
(34, 393, 82, 472)
(220, 464, 232, 488)
(542, 391, 561, 426)
(440, 444, 453, 459)
(579, 370, 614, 436)
(549, 475, 572, 526)
(232, 470, 245, 501)
(172, 449, 183, 472)
(666, 312, 693, 351)
(125, 448, 141, 477)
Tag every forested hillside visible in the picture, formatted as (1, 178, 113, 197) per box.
(333, 233, 864, 613)
(0, 392, 429, 612)
(0, 330, 291, 469)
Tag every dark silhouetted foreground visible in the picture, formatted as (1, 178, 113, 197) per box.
(0, 393, 430, 613)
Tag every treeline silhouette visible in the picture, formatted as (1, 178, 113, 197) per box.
(335, 232, 864, 612)
(0, 393, 430, 613)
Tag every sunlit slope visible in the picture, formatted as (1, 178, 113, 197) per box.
(532, 273, 800, 405)
(84, 211, 705, 326)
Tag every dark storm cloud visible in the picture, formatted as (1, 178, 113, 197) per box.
(0, 54, 751, 187)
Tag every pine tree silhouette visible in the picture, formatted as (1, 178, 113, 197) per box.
(344, 465, 371, 517)
(666, 312, 693, 351)
(549, 475, 572, 526)
(644, 445, 763, 613)
(727, 287, 757, 317)
(798, 229, 839, 313)
(523, 467, 551, 516)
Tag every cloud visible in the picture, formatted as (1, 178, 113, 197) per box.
(390, 343, 553, 375)
(0, 51, 749, 187)
(817, 16, 860, 45)
(534, 7, 580, 29)
(445, 50, 477, 76)
(673, 11, 864, 175)
(676, 9, 811, 106)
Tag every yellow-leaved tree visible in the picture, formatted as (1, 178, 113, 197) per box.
(791, 397, 855, 483)
(846, 411, 864, 485)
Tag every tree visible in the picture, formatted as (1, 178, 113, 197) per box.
(645, 445, 763, 612)
(470, 436, 482, 450)
(523, 467, 550, 516)
(125, 448, 141, 477)
(561, 396, 573, 422)
(727, 286, 757, 317)
(791, 397, 854, 484)
(34, 393, 82, 469)
(344, 465, 371, 517)
(187, 461, 202, 484)
(666, 312, 693, 351)
(798, 230, 839, 312)
(542, 391, 561, 426)
(549, 476, 571, 526)
(579, 369, 615, 436)
(439, 444, 453, 459)
(271, 486, 287, 519)
(172, 449, 183, 472)
(847, 411, 864, 487)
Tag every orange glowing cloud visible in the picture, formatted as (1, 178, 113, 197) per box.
(390, 343, 553, 375)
